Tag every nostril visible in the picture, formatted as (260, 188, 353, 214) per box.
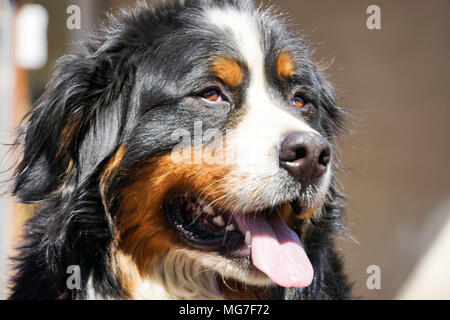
(279, 133, 310, 162)
(318, 149, 331, 167)
(294, 146, 307, 161)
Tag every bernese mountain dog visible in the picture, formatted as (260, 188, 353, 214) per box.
(9, 0, 351, 300)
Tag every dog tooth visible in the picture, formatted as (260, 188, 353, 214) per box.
(213, 215, 225, 227)
(203, 205, 215, 216)
(245, 231, 252, 245)
(225, 224, 235, 232)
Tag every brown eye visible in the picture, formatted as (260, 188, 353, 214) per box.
(292, 96, 305, 108)
(201, 89, 224, 102)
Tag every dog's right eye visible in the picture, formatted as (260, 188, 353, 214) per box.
(200, 89, 226, 102)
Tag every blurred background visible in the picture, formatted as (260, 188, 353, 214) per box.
(1, 0, 449, 299)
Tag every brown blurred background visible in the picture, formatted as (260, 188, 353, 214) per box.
(1, 0, 449, 299)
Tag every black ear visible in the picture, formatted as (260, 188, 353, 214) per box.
(13, 51, 134, 203)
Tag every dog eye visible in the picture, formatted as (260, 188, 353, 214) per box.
(201, 89, 225, 102)
(292, 95, 305, 108)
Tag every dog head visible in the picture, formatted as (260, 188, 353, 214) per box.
(13, 0, 344, 299)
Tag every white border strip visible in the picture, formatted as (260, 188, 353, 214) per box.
(0, 0, 16, 299)
(396, 210, 450, 299)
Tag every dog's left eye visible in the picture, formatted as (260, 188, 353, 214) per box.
(201, 89, 225, 102)
(292, 95, 305, 108)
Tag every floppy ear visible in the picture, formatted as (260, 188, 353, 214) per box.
(13, 51, 134, 203)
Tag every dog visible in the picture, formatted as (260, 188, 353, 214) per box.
(9, 0, 351, 300)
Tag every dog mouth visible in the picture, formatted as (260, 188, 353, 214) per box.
(165, 192, 246, 253)
(164, 192, 314, 288)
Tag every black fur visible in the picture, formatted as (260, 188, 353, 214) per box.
(8, 0, 351, 300)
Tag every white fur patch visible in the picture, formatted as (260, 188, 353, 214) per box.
(204, 7, 327, 212)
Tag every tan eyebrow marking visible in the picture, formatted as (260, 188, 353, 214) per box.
(212, 57, 244, 87)
(277, 51, 296, 79)
(102, 145, 127, 183)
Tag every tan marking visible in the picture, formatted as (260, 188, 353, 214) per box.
(58, 102, 100, 156)
(58, 113, 82, 156)
(212, 57, 244, 87)
(65, 159, 74, 175)
(115, 251, 139, 298)
(280, 202, 293, 221)
(277, 52, 295, 79)
(116, 152, 232, 278)
(281, 202, 321, 242)
(101, 145, 127, 184)
(300, 205, 319, 221)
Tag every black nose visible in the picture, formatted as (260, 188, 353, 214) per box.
(279, 132, 331, 188)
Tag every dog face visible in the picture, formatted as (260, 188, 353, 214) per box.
(14, 0, 344, 299)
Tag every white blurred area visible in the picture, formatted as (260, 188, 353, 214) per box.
(15, 4, 49, 70)
(396, 201, 450, 300)
(0, 1, 49, 299)
(0, 0, 16, 300)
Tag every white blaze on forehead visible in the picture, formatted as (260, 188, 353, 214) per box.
(205, 7, 325, 207)
(205, 7, 318, 140)
(206, 7, 265, 91)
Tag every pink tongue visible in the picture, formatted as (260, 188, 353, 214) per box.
(235, 213, 313, 288)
